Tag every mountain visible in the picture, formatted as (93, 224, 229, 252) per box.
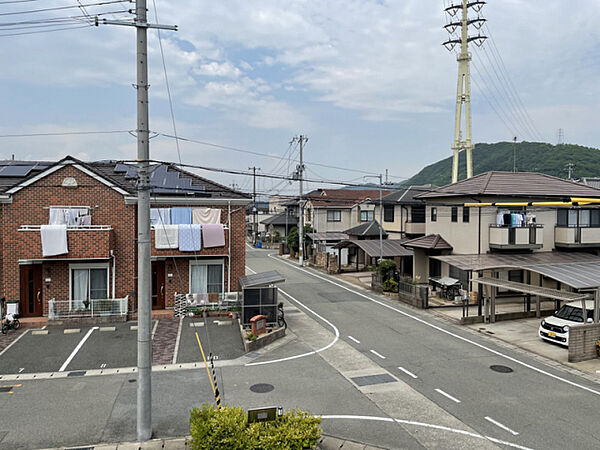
(404, 142, 600, 187)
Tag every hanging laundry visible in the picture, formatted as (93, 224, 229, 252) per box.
(503, 212, 512, 227)
(150, 208, 171, 226)
(49, 208, 66, 225)
(155, 225, 179, 249)
(170, 207, 192, 225)
(178, 224, 202, 251)
(80, 215, 92, 226)
(202, 223, 225, 248)
(496, 212, 504, 227)
(41, 224, 68, 256)
(192, 207, 221, 225)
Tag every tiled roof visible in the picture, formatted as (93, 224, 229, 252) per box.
(334, 239, 413, 258)
(307, 189, 391, 207)
(416, 171, 600, 199)
(260, 212, 298, 226)
(344, 220, 388, 237)
(403, 234, 453, 250)
(382, 186, 432, 205)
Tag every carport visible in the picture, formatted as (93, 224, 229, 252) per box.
(333, 239, 413, 275)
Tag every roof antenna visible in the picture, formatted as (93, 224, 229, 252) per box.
(11, 154, 14, 160)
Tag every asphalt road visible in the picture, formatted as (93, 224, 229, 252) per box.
(246, 248, 600, 450)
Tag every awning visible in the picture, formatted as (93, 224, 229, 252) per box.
(307, 232, 348, 242)
(471, 277, 590, 302)
(333, 239, 413, 258)
(238, 271, 285, 289)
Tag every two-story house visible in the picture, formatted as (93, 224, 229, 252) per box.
(373, 186, 431, 240)
(0, 157, 250, 320)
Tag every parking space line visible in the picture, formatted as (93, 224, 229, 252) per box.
(0, 329, 29, 357)
(58, 327, 98, 372)
(369, 349, 386, 359)
(31, 330, 48, 335)
(347, 335, 360, 344)
(398, 367, 418, 379)
(484, 416, 519, 436)
(435, 388, 461, 404)
(151, 320, 159, 339)
(172, 317, 183, 364)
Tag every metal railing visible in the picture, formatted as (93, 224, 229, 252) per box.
(174, 292, 240, 317)
(48, 296, 128, 319)
(19, 225, 112, 231)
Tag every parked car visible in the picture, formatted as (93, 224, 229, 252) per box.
(539, 300, 595, 347)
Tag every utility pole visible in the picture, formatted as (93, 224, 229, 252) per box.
(443, 1, 487, 183)
(249, 167, 260, 245)
(292, 135, 308, 266)
(98, 3, 176, 442)
(513, 136, 517, 173)
(365, 174, 384, 264)
(567, 163, 575, 181)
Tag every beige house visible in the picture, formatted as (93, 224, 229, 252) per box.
(372, 186, 431, 239)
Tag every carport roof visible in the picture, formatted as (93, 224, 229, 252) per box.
(334, 239, 413, 258)
(238, 270, 285, 288)
(472, 277, 590, 301)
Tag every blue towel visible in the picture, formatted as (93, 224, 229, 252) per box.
(171, 207, 192, 225)
(178, 224, 202, 251)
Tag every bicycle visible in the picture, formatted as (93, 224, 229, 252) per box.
(277, 302, 287, 329)
(1, 313, 21, 335)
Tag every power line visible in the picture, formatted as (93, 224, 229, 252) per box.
(0, 0, 131, 17)
(0, 130, 133, 138)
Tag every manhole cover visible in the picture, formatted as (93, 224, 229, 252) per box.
(490, 365, 513, 373)
(250, 383, 274, 393)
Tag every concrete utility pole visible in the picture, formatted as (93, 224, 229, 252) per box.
(249, 167, 260, 245)
(99, 3, 176, 442)
(443, 1, 487, 183)
(292, 135, 308, 266)
(365, 174, 384, 264)
(513, 136, 517, 173)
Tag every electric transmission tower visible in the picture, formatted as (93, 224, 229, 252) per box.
(443, 1, 487, 183)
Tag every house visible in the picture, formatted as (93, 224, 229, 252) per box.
(260, 210, 298, 240)
(373, 186, 431, 239)
(0, 157, 250, 320)
(405, 171, 600, 319)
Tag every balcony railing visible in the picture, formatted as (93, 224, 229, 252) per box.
(555, 226, 600, 248)
(48, 297, 128, 319)
(489, 225, 543, 250)
(405, 221, 425, 235)
(18, 225, 114, 259)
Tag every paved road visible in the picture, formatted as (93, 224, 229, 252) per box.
(246, 248, 600, 450)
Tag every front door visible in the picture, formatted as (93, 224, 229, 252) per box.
(151, 261, 166, 310)
(20, 264, 43, 317)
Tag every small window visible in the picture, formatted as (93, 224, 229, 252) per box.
(451, 207, 458, 222)
(557, 209, 568, 227)
(431, 207, 437, 222)
(360, 210, 374, 222)
(592, 210, 600, 227)
(327, 210, 341, 222)
(384, 205, 395, 222)
(411, 205, 425, 223)
(462, 207, 470, 223)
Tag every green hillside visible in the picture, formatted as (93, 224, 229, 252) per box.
(404, 142, 600, 187)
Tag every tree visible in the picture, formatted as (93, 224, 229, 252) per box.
(287, 225, 313, 253)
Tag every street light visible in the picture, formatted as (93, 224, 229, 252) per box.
(364, 174, 383, 265)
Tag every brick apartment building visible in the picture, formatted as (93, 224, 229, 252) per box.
(0, 157, 250, 318)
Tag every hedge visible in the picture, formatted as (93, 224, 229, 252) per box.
(190, 404, 322, 450)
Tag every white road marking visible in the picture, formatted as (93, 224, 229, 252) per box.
(18, 368, 24, 373)
(63, 328, 80, 334)
(370, 349, 386, 359)
(172, 316, 183, 364)
(99, 326, 116, 332)
(41, 326, 47, 330)
(245, 265, 340, 367)
(269, 254, 600, 397)
(0, 329, 29, 357)
(130, 325, 138, 331)
(485, 416, 519, 436)
(435, 388, 461, 404)
(347, 335, 360, 344)
(151, 320, 159, 340)
(319, 415, 531, 450)
(59, 327, 98, 372)
(100, 363, 107, 369)
(398, 366, 418, 379)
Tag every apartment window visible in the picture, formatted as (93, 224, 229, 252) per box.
(431, 207, 437, 222)
(190, 260, 224, 294)
(462, 207, 470, 223)
(451, 207, 458, 222)
(70, 264, 109, 310)
(411, 205, 425, 223)
(384, 205, 395, 222)
(592, 210, 600, 226)
(360, 210, 374, 222)
(327, 210, 341, 222)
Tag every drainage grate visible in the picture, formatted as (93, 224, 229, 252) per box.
(128, 379, 136, 383)
(490, 365, 513, 373)
(351, 374, 396, 387)
(67, 371, 87, 377)
(0, 387, 12, 393)
(250, 383, 274, 393)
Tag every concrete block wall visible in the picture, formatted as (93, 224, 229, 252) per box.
(568, 323, 600, 362)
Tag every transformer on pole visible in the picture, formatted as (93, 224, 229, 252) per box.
(443, 1, 487, 184)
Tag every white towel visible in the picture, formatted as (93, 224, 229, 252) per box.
(155, 224, 179, 249)
(151, 208, 171, 226)
(41, 224, 68, 256)
(49, 208, 66, 225)
(192, 207, 221, 225)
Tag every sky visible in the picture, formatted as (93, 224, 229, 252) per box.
(1, 0, 599, 196)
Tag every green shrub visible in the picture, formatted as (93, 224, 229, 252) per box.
(190, 404, 322, 450)
(377, 259, 397, 280)
(246, 332, 257, 341)
(383, 278, 399, 293)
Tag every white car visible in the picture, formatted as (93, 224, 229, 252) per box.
(539, 300, 595, 347)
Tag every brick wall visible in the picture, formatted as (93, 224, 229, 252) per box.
(568, 323, 600, 363)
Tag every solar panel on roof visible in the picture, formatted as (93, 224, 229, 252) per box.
(0, 163, 35, 177)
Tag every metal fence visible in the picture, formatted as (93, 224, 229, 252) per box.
(398, 280, 429, 309)
(48, 296, 129, 319)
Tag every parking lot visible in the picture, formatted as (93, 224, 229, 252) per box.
(0, 317, 245, 376)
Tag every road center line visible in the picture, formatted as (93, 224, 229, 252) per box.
(269, 254, 600, 397)
(59, 327, 98, 372)
(435, 388, 461, 403)
(485, 416, 519, 436)
(398, 366, 418, 379)
(370, 349, 386, 359)
(347, 335, 360, 344)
